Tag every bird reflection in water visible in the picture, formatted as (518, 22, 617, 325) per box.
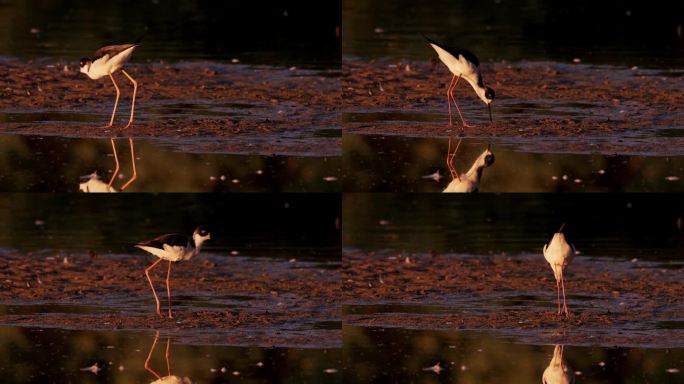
(145, 331, 192, 384)
(443, 145, 495, 192)
(79, 137, 138, 192)
(542, 345, 575, 384)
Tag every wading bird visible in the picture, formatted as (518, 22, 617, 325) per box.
(425, 36, 495, 178)
(443, 145, 495, 192)
(542, 345, 575, 384)
(78, 138, 138, 192)
(136, 227, 211, 318)
(80, 40, 140, 128)
(543, 224, 575, 316)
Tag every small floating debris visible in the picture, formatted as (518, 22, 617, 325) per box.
(232, 371, 240, 376)
(256, 169, 263, 175)
(422, 170, 443, 182)
(573, 178, 582, 184)
(34, 219, 45, 226)
(378, 219, 389, 226)
(30, 28, 40, 34)
(230, 250, 239, 255)
(598, 169, 606, 175)
(220, 175, 226, 181)
(460, 364, 467, 371)
(665, 176, 680, 181)
(209, 176, 216, 181)
(562, 175, 568, 181)
(598, 361, 606, 367)
(231, 58, 240, 63)
(572, 58, 582, 63)
(666, 368, 680, 373)
(80, 363, 101, 375)
(256, 362, 264, 367)
(220, 367, 226, 373)
(231, 179, 240, 184)
(374, 27, 385, 34)
(574, 371, 582, 376)
(323, 176, 338, 182)
(323, 368, 338, 374)
(422, 362, 443, 374)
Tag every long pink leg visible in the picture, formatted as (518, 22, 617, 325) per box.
(165, 336, 172, 376)
(561, 270, 569, 316)
(450, 82, 474, 130)
(105, 73, 120, 128)
(108, 138, 121, 188)
(446, 138, 463, 181)
(121, 70, 138, 129)
(145, 258, 163, 317)
(166, 261, 173, 319)
(144, 331, 162, 380)
(556, 279, 561, 315)
(446, 74, 459, 128)
(120, 138, 138, 191)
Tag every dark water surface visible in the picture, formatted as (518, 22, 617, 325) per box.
(344, 326, 684, 383)
(344, 0, 684, 67)
(0, 193, 340, 259)
(0, 0, 341, 68)
(343, 193, 684, 260)
(0, 134, 340, 192)
(0, 326, 341, 383)
(343, 134, 684, 192)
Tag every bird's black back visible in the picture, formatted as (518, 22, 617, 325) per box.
(424, 35, 481, 67)
(137, 233, 189, 249)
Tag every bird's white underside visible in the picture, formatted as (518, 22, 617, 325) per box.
(543, 233, 574, 281)
(85, 46, 136, 80)
(136, 244, 192, 262)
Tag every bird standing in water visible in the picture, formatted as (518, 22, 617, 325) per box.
(80, 40, 140, 128)
(136, 227, 211, 318)
(543, 224, 575, 316)
(425, 36, 495, 180)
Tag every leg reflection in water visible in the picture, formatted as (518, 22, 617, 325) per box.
(79, 137, 138, 192)
(145, 331, 192, 384)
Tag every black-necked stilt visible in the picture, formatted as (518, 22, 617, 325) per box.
(442, 145, 495, 192)
(542, 345, 575, 384)
(136, 226, 211, 318)
(78, 138, 138, 192)
(425, 36, 495, 178)
(79, 171, 117, 192)
(80, 41, 140, 128)
(543, 224, 575, 317)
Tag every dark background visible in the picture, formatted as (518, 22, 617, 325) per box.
(344, 193, 684, 260)
(0, 0, 341, 68)
(0, 193, 341, 259)
(344, 0, 684, 67)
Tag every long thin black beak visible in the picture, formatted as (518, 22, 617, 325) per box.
(488, 104, 493, 124)
(558, 223, 566, 233)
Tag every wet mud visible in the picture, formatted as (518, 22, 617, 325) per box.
(343, 249, 684, 348)
(342, 58, 684, 156)
(0, 59, 340, 156)
(0, 250, 340, 348)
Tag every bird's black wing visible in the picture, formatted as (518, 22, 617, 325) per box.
(423, 35, 480, 67)
(137, 233, 188, 248)
(92, 43, 138, 61)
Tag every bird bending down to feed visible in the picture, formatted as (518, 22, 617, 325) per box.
(80, 40, 140, 128)
(136, 227, 211, 318)
(543, 224, 575, 316)
(542, 345, 575, 384)
(425, 36, 495, 178)
(442, 145, 495, 192)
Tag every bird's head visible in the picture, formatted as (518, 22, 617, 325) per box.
(79, 58, 92, 74)
(193, 226, 211, 246)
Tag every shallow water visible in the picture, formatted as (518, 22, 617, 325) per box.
(343, 134, 684, 192)
(0, 193, 341, 258)
(343, 326, 684, 383)
(343, 193, 684, 260)
(0, 326, 341, 383)
(0, 134, 340, 192)
(0, 0, 340, 68)
(344, 0, 684, 68)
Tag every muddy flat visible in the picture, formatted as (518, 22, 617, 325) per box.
(0, 250, 340, 348)
(342, 58, 684, 156)
(343, 249, 684, 348)
(0, 59, 340, 157)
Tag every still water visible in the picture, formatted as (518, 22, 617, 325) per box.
(0, 0, 340, 68)
(343, 134, 684, 192)
(0, 134, 340, 192)
(343, 193, 684, 260)
(344, 326, 684, 383)
(0, 327, 341, 383)
(344, 0, 684, 67)
(0, 193, 340, 259)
